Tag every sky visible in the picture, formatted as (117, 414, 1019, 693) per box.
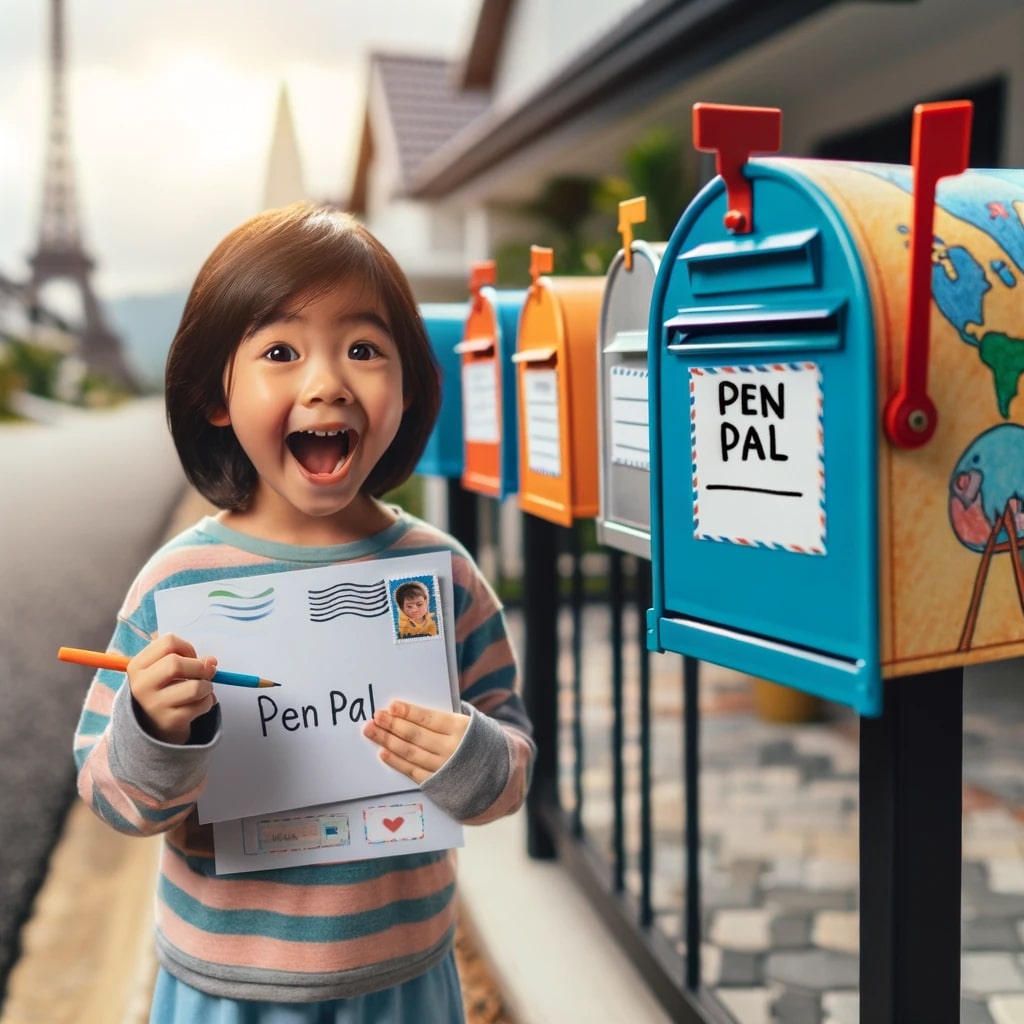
(0, 0, 480, 300)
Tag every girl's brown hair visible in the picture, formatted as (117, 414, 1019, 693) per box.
(165, 203, 440, 511)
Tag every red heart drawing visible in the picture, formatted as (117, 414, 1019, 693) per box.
(382, 817, 404, 833)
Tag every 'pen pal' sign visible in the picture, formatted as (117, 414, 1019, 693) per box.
(689, 363, 826, 554)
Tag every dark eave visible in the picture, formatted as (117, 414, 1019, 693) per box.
(349, 113, 374, 215)
(457, 0, 515, 89)
(409, 0, 914, 200)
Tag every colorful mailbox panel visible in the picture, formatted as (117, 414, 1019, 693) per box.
(458, 263, 525, 499)
(596, 238, 665, 559)
(649, 139, 1024, 716)
(416, 302, 467, 479)
(514, 247, 605, 527)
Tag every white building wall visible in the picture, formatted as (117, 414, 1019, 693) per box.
(618, 0, 1024, 169)
(361, 65, 471, 300)
(780, 4, 1024, 163)
(493, 0, 644, 111)
(364, 67, 403, 220)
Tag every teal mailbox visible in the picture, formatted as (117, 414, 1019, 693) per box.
(416, 302, 467, 479)
(648, 100, 1024, 717)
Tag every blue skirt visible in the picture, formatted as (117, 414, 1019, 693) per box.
(149, 953, 466, 1024)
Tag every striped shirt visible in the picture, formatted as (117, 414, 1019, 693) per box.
(73, 512, 534, 1003)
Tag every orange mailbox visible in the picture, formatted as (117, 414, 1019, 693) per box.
(513, 246, 605, 526)
(456, 262, 526, 499)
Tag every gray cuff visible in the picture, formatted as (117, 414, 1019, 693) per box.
(107, 681, 220, 803)
(420, 702, 511, 820)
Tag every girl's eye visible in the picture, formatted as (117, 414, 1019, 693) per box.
(264, 344, 298, 362)
(349, 341, 380, 361)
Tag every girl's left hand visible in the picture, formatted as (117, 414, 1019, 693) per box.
(362, 700, 470, 784)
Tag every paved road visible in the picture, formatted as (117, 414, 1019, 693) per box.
(0, 398, 187, 998)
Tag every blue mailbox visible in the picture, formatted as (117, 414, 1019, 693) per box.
(648, 102, 1024, 717)
(416, 303, 468, 478)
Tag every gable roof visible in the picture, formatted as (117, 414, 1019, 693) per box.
(349, 53, 490, 213)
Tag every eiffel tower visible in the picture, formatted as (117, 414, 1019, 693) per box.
(25, 0, 136, 390)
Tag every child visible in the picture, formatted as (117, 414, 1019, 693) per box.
(395, 579, 438, 638)
(73, 202, 535, 1024)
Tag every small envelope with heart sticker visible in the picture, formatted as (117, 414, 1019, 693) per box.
(364, 802, 427, 843)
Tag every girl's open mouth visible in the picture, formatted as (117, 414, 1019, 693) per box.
(286, 428, 355, 477)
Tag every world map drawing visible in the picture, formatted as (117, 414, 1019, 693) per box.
(864, 166, 1024, 419)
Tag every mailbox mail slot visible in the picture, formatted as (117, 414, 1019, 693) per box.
(648, 102, 1024, 716)
(416, 302, 467, 479)
(458, 262, 526, 499)
(515, 246, 605, 526)
(597, 198, 666, 558)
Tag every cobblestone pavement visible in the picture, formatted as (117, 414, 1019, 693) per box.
(554, 603, 1024, 1024)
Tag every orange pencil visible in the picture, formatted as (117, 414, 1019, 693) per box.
(57, 646, 280, 688)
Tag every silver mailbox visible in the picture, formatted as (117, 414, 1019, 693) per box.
(596, 199, 665, 558)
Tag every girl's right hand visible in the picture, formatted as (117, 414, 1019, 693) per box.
(126, 633, 218, 745)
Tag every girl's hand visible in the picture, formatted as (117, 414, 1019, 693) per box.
(127, 633, 218, 745)
(362, 700, 470, 784)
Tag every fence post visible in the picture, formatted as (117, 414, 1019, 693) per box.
(522, 510, 560, 859)
(445, 479, 478, 558)
(859, 667, 963, 1023)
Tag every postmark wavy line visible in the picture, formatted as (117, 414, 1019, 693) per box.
(206, 586, 276, 622)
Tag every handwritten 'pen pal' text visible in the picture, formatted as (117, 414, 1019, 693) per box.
(257, 684, 377, 737)
(718, 380, 789, 463)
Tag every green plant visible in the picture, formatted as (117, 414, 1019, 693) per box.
(495, 174, 630, 283)
(6, 338, 62, 398)
(385, 475, 425, 520)
(621, 127, 693, 239)
(78, 370, 133, 407)
(492, 127, 693, 286)
(0, 348, 24, 420)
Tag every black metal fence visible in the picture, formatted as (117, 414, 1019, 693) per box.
(445, 480, 716, 1020)
(518, 512, 721, 1023)
(442, 482, 966, 1024)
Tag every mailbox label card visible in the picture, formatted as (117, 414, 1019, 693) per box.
(462, 361, 500, 443)
(689, 362, 826, 554)
(524, 369, 562, 476)
(610, 365, 651, 470)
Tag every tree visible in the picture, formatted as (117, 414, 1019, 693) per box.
(493, 127, 694, 285)
(621, 127, 692, 241)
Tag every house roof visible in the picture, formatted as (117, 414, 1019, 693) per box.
(349, 53, 490, 213)
(408, 0, 913, 201)
(262, 83, 307, 210)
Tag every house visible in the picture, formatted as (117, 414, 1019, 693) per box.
(349, 0, 1024, 592)
(348, 53, 490, 300)
(349, 0, 1023, 291)
(402, 0, 1022, 241)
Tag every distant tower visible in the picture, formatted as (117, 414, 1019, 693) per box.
(26, 0, 135, 389)
(262, 83, 309, 210)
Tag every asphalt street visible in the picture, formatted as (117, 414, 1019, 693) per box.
(0, 397, 187, 1000)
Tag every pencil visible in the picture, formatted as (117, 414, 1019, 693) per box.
(57, 646, 280, 688)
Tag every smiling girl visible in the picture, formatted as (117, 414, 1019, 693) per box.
(72, 203, 534, 1023)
